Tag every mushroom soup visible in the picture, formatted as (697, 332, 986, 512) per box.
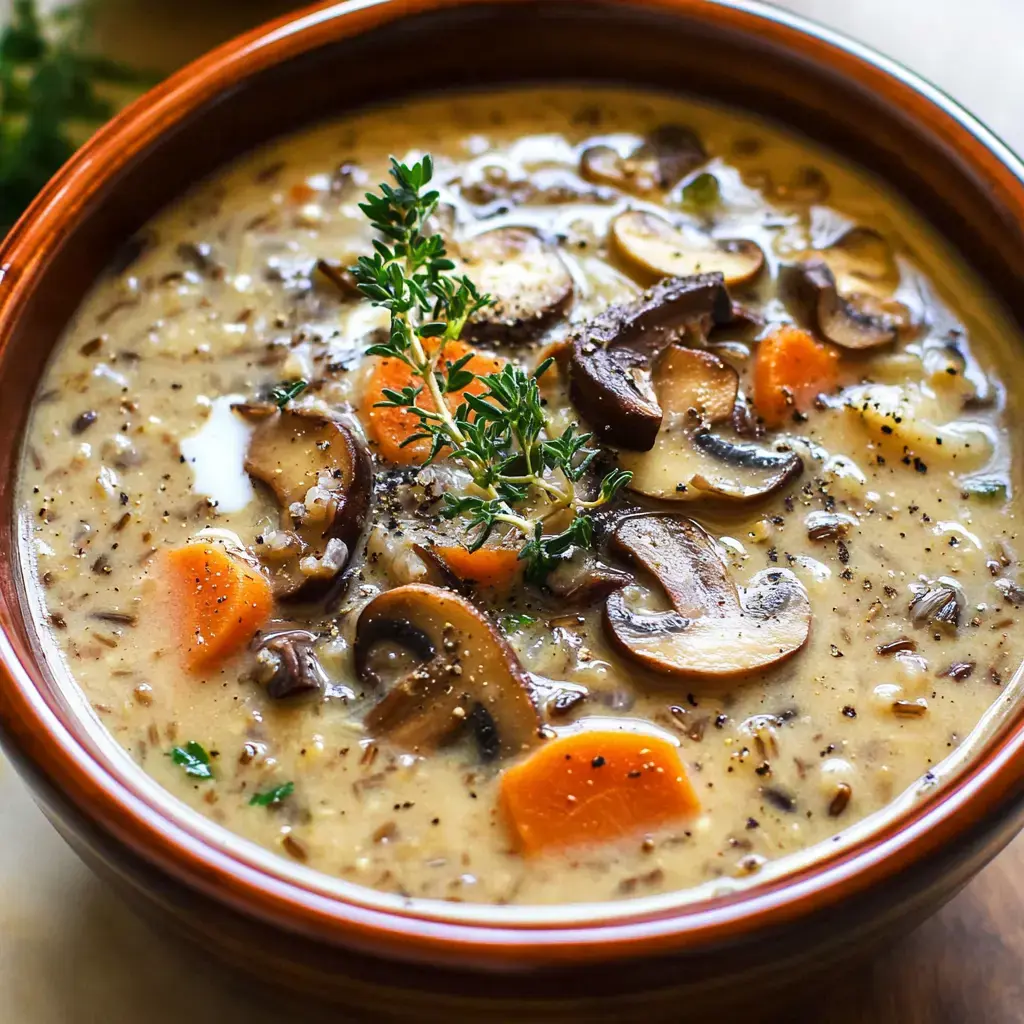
(17, 88, 1024, 906)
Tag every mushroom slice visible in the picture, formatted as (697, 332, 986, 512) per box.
(253, 627, 327, 700)
(604, 515, 811, 679)
(245, 409, 372, 601)
(655, 345, 739, 425)
(580, 125, 706, 195)
(354, 584, 543, 760)
(778, 259, 897, 350)
(618, 348, 800, 503)
(612, 211, 765, 288)
(622, 427, 803, 504)
(568, 273, 732, 450)
(815, 226, 899, 297)
(460, 227, 574, 344)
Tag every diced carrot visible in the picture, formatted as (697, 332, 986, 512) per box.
(433, 545, 522, 589)
(288, 182, 317, 205)
(363, 341, 505, 465)
(753, 324, 839, 427)
(500, 730, 700, 856)
(164, 543, 273, 671)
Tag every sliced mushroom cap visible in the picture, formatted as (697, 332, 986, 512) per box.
(245, 409, 372, 601)
(604, 515, 811, 679)
(459, 227, 574, 344)
(815, 227, 899, 297)
(354, 584, 542, 760)
(580, 125, 707, 195)
(545, 549, 633, 605)
(654, 345, 739, 425)
(622, 427, 803, 504)
(617, 347, 801, 503)
(612, 211, 765, 288)
(568, 274, 732, 450)
(778, 259, 897, 350)
(253, 627, 327, 700)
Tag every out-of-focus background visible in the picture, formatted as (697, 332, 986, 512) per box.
(2, 1, 1024, 1021)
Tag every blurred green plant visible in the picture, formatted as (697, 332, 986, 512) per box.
(0, 0, 159, 231)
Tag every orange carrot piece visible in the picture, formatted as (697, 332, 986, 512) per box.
(288, 182, 317, 205)
(500, 730, 700, 855)
(165, 544, 273, 671)
(753, 324, 839, 427)
(363, 341, 505, 465)
(433, 545, 522, 589)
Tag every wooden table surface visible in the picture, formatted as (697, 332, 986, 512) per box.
(3, 1, 1024, 1020)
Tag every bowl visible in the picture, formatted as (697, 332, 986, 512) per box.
(2, 0, 1024, 1018)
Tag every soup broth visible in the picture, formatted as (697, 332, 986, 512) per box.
(17, 88, 1024, 905)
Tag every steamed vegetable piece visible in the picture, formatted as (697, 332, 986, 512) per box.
(568, 273, 732, 450)
(432, 544, 522, 589)
(603, 515, 811, 678)
(753, 324, 839, 426)
(164, 543, 273, 670)
(500, 729, 700, 854)
(844, 383, 993, 468)
(244, 409, 372, 600)
(579, 124, 707, 195)
(364, 341, 505, 465)
(611, 210, 765, 287)
(459, 227, 575, 343)
(354, 584, 542, 759)
(350, 157, 631, 581)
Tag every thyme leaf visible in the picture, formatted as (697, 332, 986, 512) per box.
(169, 741, 213, 780)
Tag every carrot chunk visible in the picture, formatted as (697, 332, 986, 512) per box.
(500, 730, 700, 855)
(753, 324, 839, 427)
(363, 341, 505, 465)
(165, 543, 273, 670)
(433, 545, 522, 589)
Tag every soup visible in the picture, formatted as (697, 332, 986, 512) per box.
(17, 88, 1023, 906)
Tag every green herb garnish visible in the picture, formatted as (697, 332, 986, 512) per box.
(349, 157, 631, 581)
(249, 781, 295, 807)
(682, 171, 721, 209)
(269, 379, 309, 408)
(500, 613, 538, 633)
(0, 0, 158, 232)
(169, 741, 213, 780)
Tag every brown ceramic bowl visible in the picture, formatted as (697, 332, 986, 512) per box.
(2, 1, 1024, 1019)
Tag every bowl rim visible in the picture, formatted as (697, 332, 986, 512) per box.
(3, 0, 1024, 968)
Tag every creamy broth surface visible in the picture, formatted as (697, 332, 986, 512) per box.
(18, 88, 1024, 905)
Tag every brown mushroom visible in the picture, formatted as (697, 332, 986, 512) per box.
(245, 409, 372, 601)
(568, 274, 732, 450)
(612, 211, 765, 288)
(354, 584, 543, 760)
(617, 346, 803, 503)
(580, 125, 707, 195)
(253, 628, 326, 700)
(622, 428, 804, 504)
(545, 549, 632, 605)
(603, 515, 811, 679)
(459, 227, 574, 344)
(778, 259, 898, 350)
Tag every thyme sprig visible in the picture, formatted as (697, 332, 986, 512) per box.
(350, 157, 630, 581)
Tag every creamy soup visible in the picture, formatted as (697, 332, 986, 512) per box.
(17, 88, 1024, 906)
